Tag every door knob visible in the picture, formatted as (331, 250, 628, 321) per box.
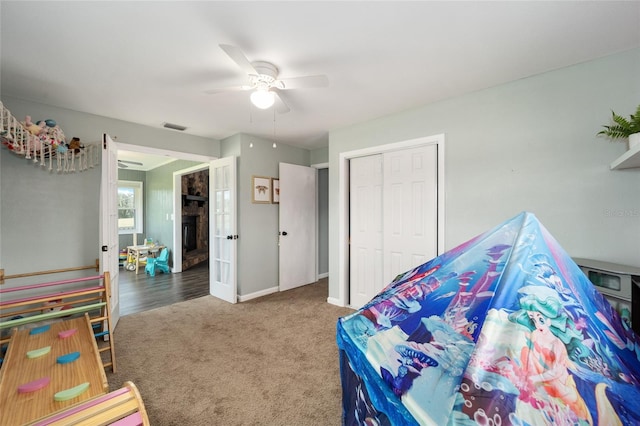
(226, 235, 233, 240)
(282, 231, 288, 236)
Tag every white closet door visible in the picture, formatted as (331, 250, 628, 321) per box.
(383, 145, 438, 283)
(349, 155, 384, 308)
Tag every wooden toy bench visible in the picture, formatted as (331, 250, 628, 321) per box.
(28, 381, 149, 426)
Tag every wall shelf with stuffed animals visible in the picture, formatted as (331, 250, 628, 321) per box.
(0, 101, 99, 173)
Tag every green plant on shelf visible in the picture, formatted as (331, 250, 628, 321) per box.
(598, 104, 640, 140)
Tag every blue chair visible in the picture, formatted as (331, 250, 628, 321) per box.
(145, 248, 170, 277)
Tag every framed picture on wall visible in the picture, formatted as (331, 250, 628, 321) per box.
(272, 178, 280, 204)
(252, 176, 271, 204)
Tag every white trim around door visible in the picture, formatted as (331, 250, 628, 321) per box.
(312, 162, 329, 281)
(335, 134, 445, 308)
(115, 142, 216, 275)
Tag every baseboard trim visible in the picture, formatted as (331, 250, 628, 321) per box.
(326, 297, 344, 307)
(238, 286, 279, 302)
(317, 272, 328, 279)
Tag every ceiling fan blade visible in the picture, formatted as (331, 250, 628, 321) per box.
(273, 89, 291, 114)
(118, 162, 128, 169)
(219, 44, 258, 76)
(278, 75, 329, 90)
(204, 85, 251, 95)
(119, 160, 143, 166)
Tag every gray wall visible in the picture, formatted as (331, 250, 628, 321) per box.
(318, 168, 329, 276)
(328, 48, 640, 301)
(310, 147, 328, 165)
(222, 134, 310, 296)
(0, 97, 219, 285)
(0, 148, 100, 275)
(145, 159, 205, 266)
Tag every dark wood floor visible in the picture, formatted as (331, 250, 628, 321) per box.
(118, 261, 210, 316)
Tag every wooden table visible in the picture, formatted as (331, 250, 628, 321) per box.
(126, 244, 164, 274)
(0, 314, 108, 426)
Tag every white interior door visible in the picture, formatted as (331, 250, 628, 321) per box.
(209, 156, 237, 303)
(349, 155, 384, 308)
(279, 163, 316, 291)
(99, 134, 120, 328)
(383, 145, 438, 283)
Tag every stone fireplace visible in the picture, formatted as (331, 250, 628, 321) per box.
(182, 215, 198, 253)
(181, 170, 209, 270)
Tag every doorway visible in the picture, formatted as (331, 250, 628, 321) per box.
(115, 142, 214, 313)
(172, 163, 211, 273)
(336, 134, 445, 308)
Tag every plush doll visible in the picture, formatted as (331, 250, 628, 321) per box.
(23, 116, 45, 135)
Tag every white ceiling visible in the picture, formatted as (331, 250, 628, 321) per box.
(117, 150, 177, 172)
(2, 1, 639, 160)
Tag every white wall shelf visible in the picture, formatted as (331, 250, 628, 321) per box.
(610, 143, 640, 170)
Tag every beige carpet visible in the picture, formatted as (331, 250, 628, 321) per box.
(107, 280, 354, 425)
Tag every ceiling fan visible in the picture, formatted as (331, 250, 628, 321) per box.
(205, 44, 329, 113)
(118, 159, 143, 169)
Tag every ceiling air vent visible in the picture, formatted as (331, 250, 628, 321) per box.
(163, 122, 187, 131)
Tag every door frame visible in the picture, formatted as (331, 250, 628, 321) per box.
(114, 142, 214, 285)
(311, 162, 329, 280)
(335, 134, 445, 308)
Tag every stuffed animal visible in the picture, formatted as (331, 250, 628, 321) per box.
(56, 142, 68, 153)
(68, 137, 83, 153)
(23, 116, 45, 135)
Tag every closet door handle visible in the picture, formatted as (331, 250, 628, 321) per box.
(226, 235, 233, 240)
(281, 231, 288, 236)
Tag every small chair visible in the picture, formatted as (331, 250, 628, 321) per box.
(145, 248, 170, 277)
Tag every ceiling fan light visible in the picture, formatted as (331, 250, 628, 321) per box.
(250, 89, 275, 109)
